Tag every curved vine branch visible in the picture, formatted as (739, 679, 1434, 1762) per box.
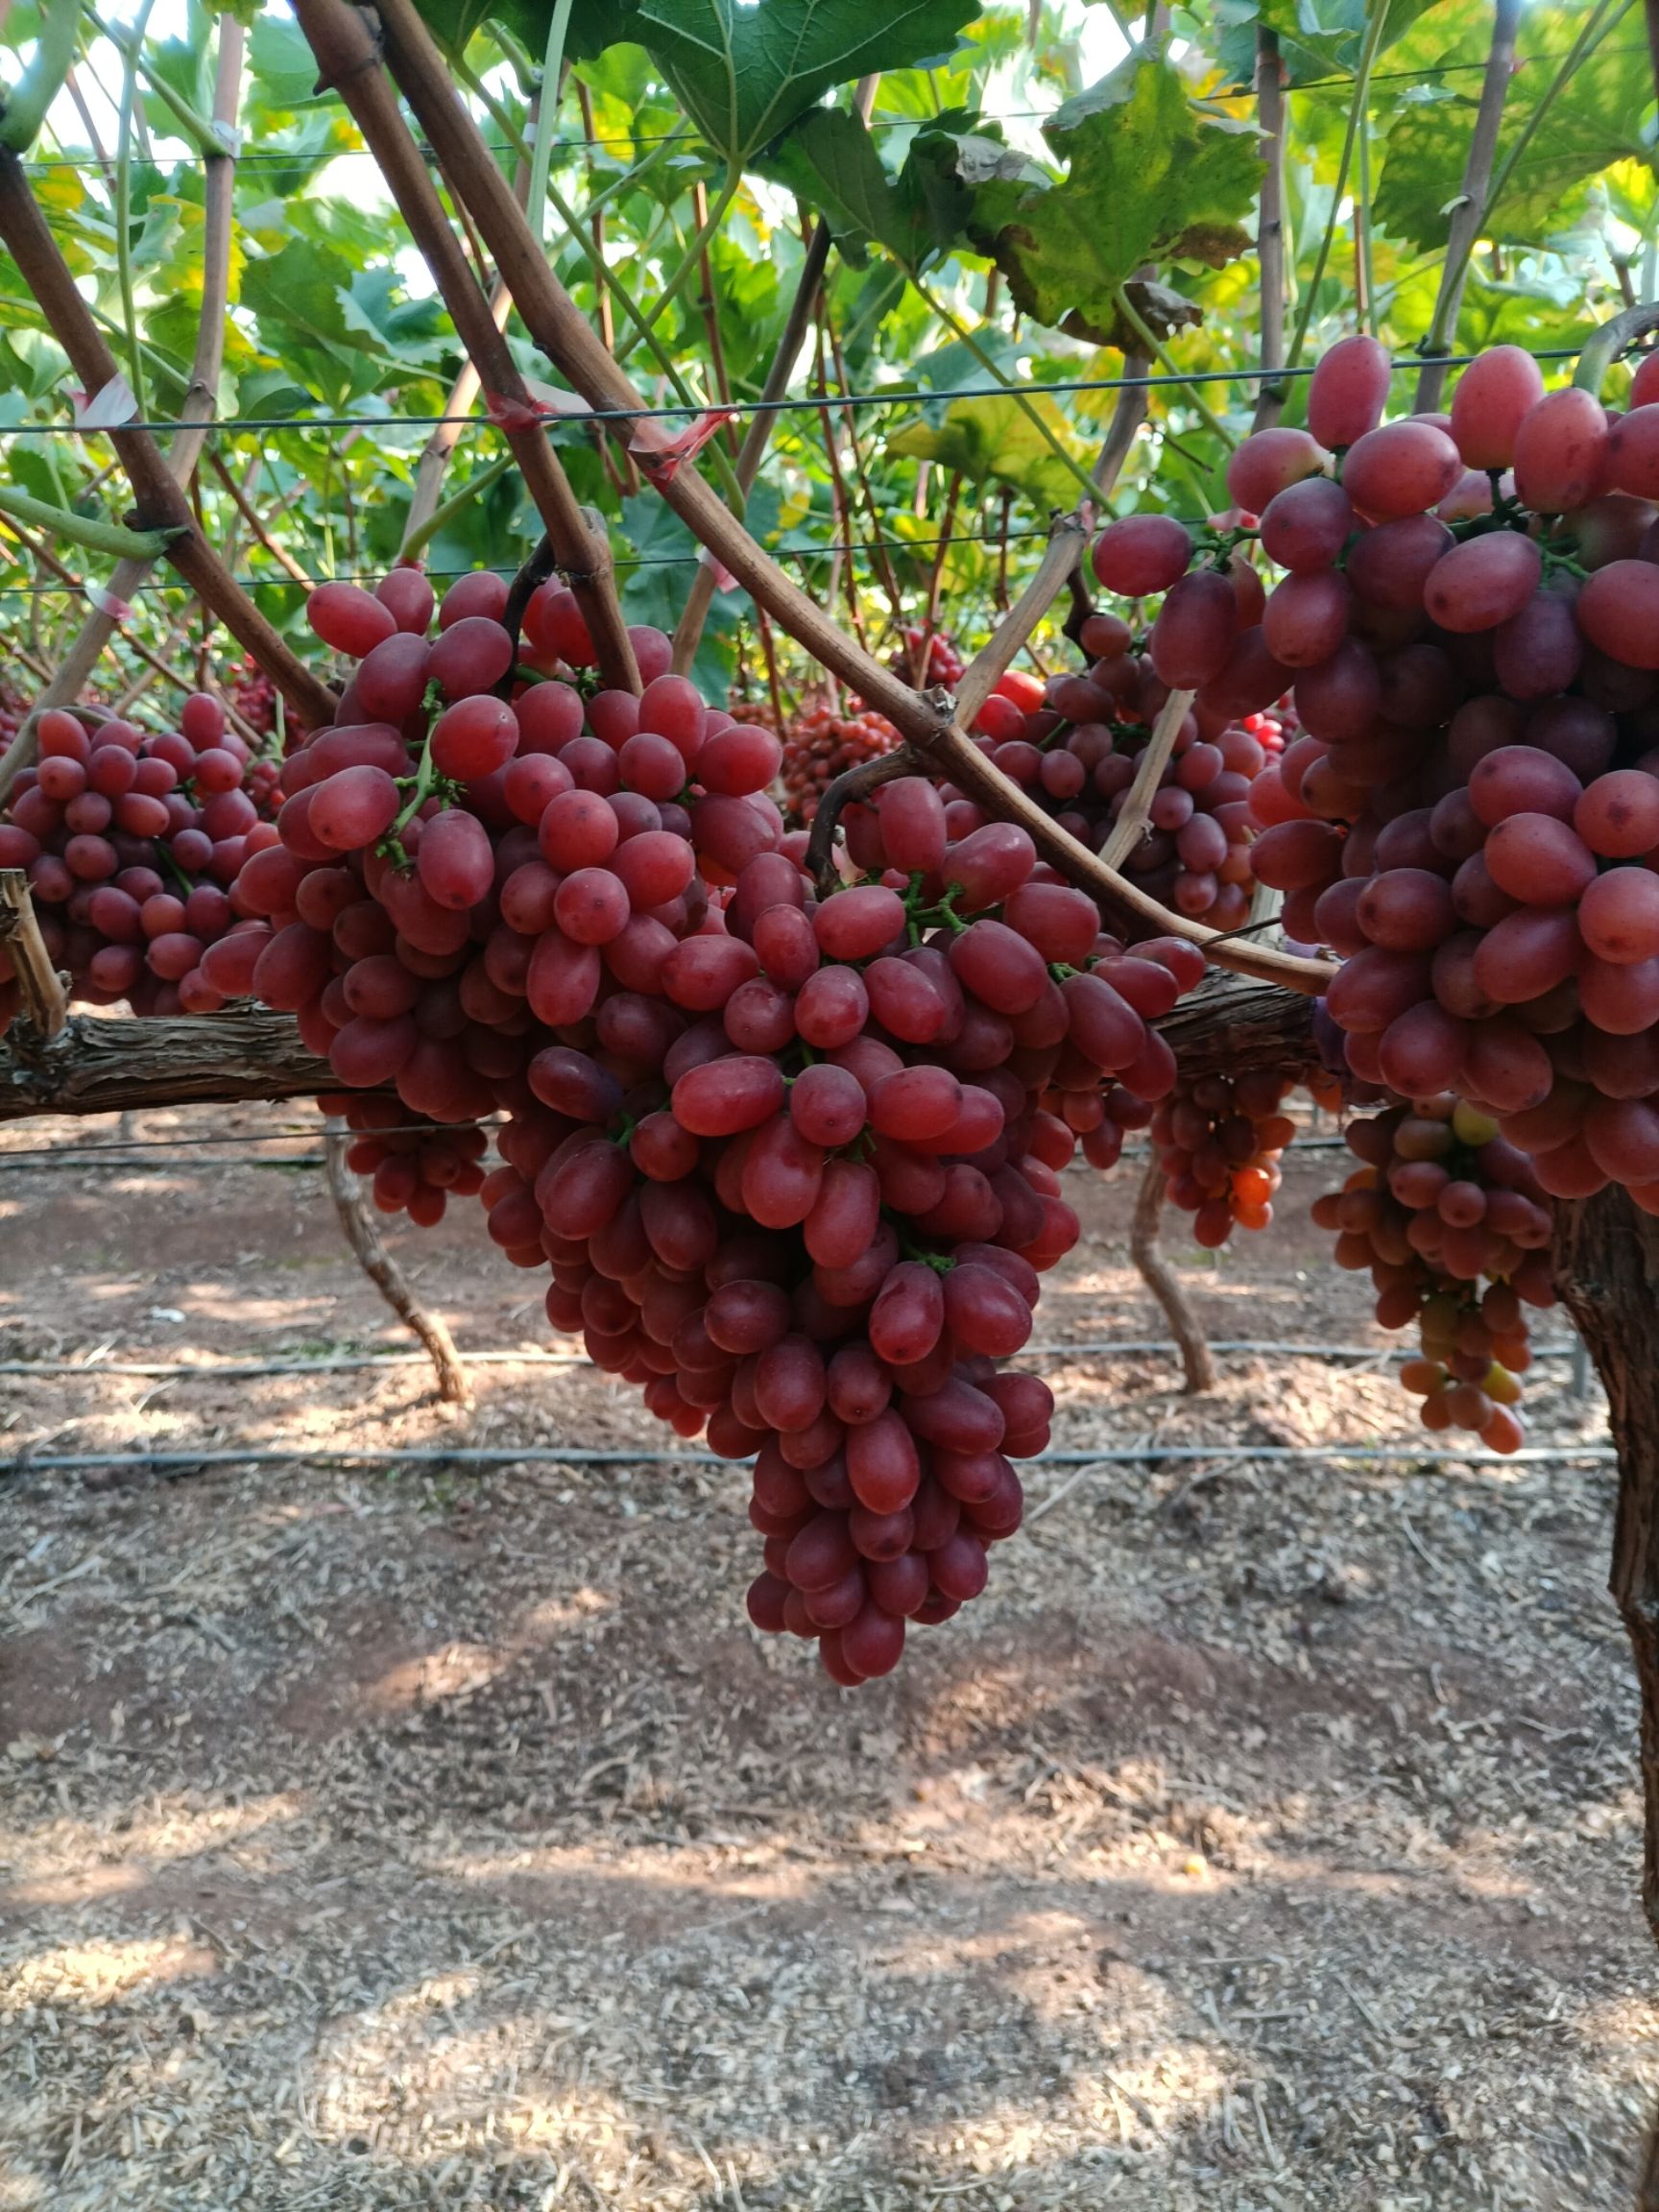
(356, 0, 1335, 998)
(1575, 299, 1659, 397)
(1414, 0, 1523, 415)
(804, 744, 920, 896)
(0, 16, 253, 805)
(294, 0, 638, 693)
(0, 128, 334, 733)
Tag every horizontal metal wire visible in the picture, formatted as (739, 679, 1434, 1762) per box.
(0, 1339, 1585, 1381)
(0, 1153, 330, 1171)
(0, 1132, 1353, 1170)
(0, 1122, 493, 1162)
(0, 1441, 1618, 1481)
(0, 349, 1589, 445)
(0, 522, 1058, 600)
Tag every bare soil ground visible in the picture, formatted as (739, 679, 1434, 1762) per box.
(0, 1108, 1651, 2210)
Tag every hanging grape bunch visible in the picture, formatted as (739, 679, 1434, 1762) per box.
(320, 1091, 491, 1225)
(775, 692, 902, 827)
(967, 624, 1268, 931)
(1091, 336, 1659, 1208)
(1151, 1069, 1300, 1247)
(1313, 1094, 1556, 1452)
(890, 624, 965, 689)
(217, 560, 1221, 1683)
(0, 689, 281, 1032)
(231, 654, 277, 739)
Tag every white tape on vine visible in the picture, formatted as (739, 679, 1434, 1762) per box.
(85, 582, 134, 622)
(73, 375, 139, 431)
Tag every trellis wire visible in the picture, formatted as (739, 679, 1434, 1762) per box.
(0, 1121, 493, 1160)
(0, 522, 1063, 600)
(0, 1441, 1619, 1481)
(0, 347, 1596, 445)
(0, 1338, 1585, 1380)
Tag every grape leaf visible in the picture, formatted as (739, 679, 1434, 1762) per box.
(248, 15, 328, 111)
(761, 108, 1034, 267)
(1212, 0, 1446, 87)
(1375, 32, 1655, 250)
(626, 0, 980, 169)
(966, 52, 1262, 341)
(411, 0, 632, 66)
(886, 390, 1088, 505)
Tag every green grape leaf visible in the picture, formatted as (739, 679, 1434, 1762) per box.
(410, 0, 634, 66)
(240, 238, 360, 356)
(1375, 29, 1657, 251)
(1212, 0, 1445, 87)
(247, 16, 326, 111)
(885, 390, 1088, 505)
(760, 107, 1020, 265)
(626, 0, 980, 169)
(967, 52, 1261, 340)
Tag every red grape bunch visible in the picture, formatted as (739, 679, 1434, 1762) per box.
(227, 559, 1215, 1681)
(891, 624, 965, 688)
(776, 693, 902, 826)
(0, 680, 26, 757)
(319, 1089, 490, 1225)
(0, 689, 280, 1033)
(1095, 332, 1659, 1213)
(967, 623, 1267, 931)
(1151, 1069, 1299, 1247)
(230, 655, 277, 739)
(1313, 1094, 1555, 1452)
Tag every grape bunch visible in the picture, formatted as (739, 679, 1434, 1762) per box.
(320, 1090, 490, 1225)
(776, 694, 902, 826)
(1094, 333, 1659, 1212)
(226, 556, 1214, 1681)
(1151, 1070, 1299, 1246)
(0, 690, 279, 1031)
(891, 624, 965, 689)
(0, 681, 26, 757)
(1313, 1094, 1555, 1452)
(968, 622, 1266, 931)
(231, 655, 277, 740)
